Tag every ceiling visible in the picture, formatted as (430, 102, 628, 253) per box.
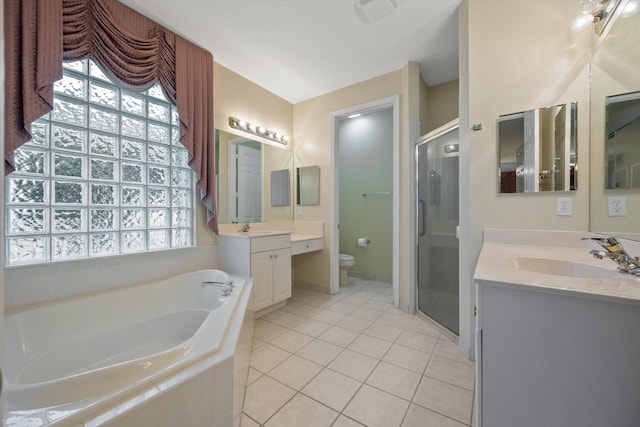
(121, 0, 461, 104)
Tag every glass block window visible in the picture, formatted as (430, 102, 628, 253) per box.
(6, 59, 194, 266)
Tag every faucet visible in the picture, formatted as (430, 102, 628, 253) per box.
(583, 236, 640, 275)
(201, 279, 235, 296)
(238, 221, 251, 232)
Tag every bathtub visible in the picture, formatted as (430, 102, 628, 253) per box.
(3, 269, 253, 426)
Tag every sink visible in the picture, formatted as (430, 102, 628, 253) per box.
(512, 257, 618, 279)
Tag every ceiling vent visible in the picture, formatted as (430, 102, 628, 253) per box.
(354, 0, 401, 24)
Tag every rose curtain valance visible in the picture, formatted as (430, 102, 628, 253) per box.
(4, 0, 218, 232)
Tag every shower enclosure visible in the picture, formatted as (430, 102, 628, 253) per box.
(416, 120, 460, 334)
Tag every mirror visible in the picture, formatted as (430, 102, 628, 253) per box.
(604, 92, 640, 189)
(215, 129, 293, 224)
(296, 165, 320, 205)
(590, 7, 640, 235)
(271, 169, 290, 206)
(498, 103, 577, 193)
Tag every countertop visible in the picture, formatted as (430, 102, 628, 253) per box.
(217, 230, 291, 238)
(217, 231, 323, 242)
(291, 233, 323, 242)
(474, 240, 640, 304)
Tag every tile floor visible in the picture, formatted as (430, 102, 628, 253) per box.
(241, 278, 476, 427)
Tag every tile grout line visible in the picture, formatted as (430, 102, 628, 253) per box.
(245, 281, 473, 427)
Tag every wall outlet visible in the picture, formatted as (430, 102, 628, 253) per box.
(556, 198, 572, 216)
(608, 196, 627, 216)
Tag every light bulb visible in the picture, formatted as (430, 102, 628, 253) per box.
(622, 0, 640, 17)
(237, 120, 247, 129)
(578, 0, 602, 14)
(571, 13, 595, 32)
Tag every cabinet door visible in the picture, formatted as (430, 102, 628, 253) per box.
(272, 248, 292, 303)
(249, 251, 274, 311)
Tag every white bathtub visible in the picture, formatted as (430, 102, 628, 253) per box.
(3, 269, 253, 426)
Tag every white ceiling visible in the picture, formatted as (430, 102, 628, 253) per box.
(121, 0, 461, 104)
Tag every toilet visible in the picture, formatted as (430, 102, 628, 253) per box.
(338, 254, 356, 286)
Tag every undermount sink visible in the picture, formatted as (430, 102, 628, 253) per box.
(512, 257, 618, 279)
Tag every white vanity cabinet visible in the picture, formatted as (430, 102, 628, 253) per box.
(291, 236, 323, 255)
(476, 280, 640, 427)
(218, 233, 292, 312)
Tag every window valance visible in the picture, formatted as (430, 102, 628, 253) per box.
(4, 0, 218, 232)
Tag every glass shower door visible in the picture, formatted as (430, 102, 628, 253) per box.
(416, 123, 460, 334)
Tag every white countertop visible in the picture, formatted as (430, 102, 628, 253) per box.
(217, 231, 323, 242)
(291, 233, 323, 242)
(217, 230, 291, 238)
(475, 231, 640, 304)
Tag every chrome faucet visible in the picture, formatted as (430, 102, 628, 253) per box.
(239, 221, 251, 232)
(583, 236, 640, 275)
(201, 279, 235, 296)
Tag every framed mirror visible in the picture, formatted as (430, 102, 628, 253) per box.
(296, 165, 320, 205)
(498, 103, 577, 193)
(215, 129, 293, 224)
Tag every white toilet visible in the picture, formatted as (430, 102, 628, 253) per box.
(338, 254, 356, 286)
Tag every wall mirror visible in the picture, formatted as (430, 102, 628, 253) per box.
(604, 92, 640, 189)
(297, 165, 320, 205)
(590, 5, 640, 235)
(215, 129, 293, 224)
(271, 169, 290, 206)
(498, 102, 577, 193)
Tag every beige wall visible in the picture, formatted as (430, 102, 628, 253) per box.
(590, 11, 640, 235)
(461, 0, 592, 349)
(419, 76, 429, 135)
(424, 80, 460, 134)
(200, 63, 294, 243)
(292, 66, 420, 307)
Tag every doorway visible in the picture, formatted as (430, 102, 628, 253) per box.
(338, 108, 393, 285)
(228, 139, 262, 223)
(416, 120, 460, 334)
(330, 96, 400, 307)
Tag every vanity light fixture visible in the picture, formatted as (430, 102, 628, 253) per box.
(571, 0, 621, 35)
(228, 116, 289, 145)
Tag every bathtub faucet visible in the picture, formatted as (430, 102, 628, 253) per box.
(201, 280, 235, 296)
(583, 236, 640, 275)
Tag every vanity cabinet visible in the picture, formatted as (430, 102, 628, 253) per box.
(291, 237, 323, 255)
(218, 233, 292, 312)
(250, 247, 291, 310)
(476, 280, 640, 427)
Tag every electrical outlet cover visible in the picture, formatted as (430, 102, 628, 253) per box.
(556, 198, 572, 216)
(608, 196, 627, 216)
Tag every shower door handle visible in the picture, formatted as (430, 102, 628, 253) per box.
(419, 199, 427, 237)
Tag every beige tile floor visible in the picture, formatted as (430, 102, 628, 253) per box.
(241, 278, 476, 427)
